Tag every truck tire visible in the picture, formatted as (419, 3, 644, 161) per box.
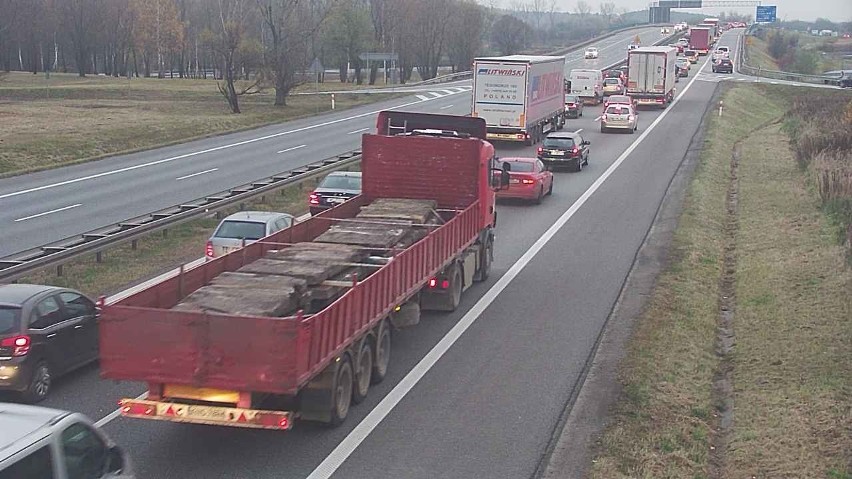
(329, 356, 353, 426)
(352, 341, 373, 404)
(371, 322, 391, 384)
(474, 238, 493, 282)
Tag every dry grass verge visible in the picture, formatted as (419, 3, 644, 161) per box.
(0, 72, 405, 177)
(589, 84, 852, 478)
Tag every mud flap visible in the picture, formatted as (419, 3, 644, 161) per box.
(390, 300, 421, 328)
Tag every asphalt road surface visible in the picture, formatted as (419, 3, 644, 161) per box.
(0, 27, 665, 258)
(0, 27, 740, 479)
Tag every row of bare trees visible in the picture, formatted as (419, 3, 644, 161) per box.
(0, 0, 645, 113)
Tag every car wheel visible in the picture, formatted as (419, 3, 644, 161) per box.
(600, 125, 607, 133)
(575, 158, 583, 172)
(22, 362, 51, 403)
(547, 179, 554, 196)
(584, 154, 589, 166)
(534, 186, 543, 204)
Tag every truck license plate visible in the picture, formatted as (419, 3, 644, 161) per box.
(186, 405, 228, 421)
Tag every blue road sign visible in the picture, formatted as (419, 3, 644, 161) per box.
(755, 5, 777, 23)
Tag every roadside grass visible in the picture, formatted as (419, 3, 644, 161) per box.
(744, 34, 780, 71)
(589, 83, 851, 478)
(18, 164, 358, 299)
(0, 72, 407, 177)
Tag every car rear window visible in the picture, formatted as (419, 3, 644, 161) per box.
(0, 307, 20, 335)
(685, 50, 696, 56)
(319, 175, 361, 190)
(507, 162, 535, 172)
(606, 106, 630, 114)
(565, 96, 579, 103)
(604, 78, 619, 85)
(214, 221, 267, 240)
(543, 138, 575, 149)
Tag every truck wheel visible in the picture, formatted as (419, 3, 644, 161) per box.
(330, 356, 353, 426)
(371, 323, 391, 384)
(444, 264, 463, 311)
(474, 238, 493, 282)
(22, 362, 51, 403)
(352, 341, 372, 404)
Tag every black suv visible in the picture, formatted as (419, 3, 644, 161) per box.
(713, 58, 734, 74)
(0, 284, 99, 402)
(537, 131, 591, 172)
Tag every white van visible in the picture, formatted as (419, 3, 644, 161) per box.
(568, 69, 604, 104)
(0, 403, 134, 479)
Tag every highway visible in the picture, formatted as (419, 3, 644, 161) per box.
(0, 26, 664, 259)
(0, 25, 742, 479)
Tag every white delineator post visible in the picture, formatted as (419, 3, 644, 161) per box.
(331, 93, 336, 110)
(719, 100, 724, 117)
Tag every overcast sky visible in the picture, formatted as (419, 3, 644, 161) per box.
(481, 0, 852, 23)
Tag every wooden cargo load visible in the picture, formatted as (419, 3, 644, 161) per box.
(172, 198, 440, 318)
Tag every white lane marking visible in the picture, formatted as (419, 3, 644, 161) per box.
(95, 391, 148, 428)
(440, 104, 455, 110)
(277, 144, 307, 154)
(429, 92, 443, 98)
(594, 116, 602, 121)
(440, 89, 454, 95)
(176, 168, 218, 181)
(14, 204, 82, 222)
(0, 96, 430, 201)
(574, 129, 583, 133)
(306, 51, 710, 479)
(416, 94, 430, 101)
(347, 128, 370, 135)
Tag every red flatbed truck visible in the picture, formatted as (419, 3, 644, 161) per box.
(99, 111, 506, 430)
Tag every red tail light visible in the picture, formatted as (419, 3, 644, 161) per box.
(1, 335, 31, 357)
(441, 280, 450, 289)
(205, 241, 214, 258)
(429, 278, 437, 288)
(572, 147, 579, 156)
(309, 193, 319, 205)
(521, 179, 535, 184)
(536, 147, 543, 155)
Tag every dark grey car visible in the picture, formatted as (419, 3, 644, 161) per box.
(309, 171, 362, 216)
(0, 284, 99, 403)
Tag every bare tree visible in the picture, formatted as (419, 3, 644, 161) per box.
(258, 0, 330, 106)
(446, 0, 484, 73)
(491, 14, 529, 55)
(574, 0, 591, 16)
(59, 0, 104, 76)
(599, 2, 615, 24)
(204, 0, 260, 113)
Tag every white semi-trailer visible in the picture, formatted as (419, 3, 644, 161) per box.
(626, 46, 678, 109)
(471, 55, 566, 145)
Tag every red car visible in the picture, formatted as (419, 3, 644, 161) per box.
(496, 157, 554, 204)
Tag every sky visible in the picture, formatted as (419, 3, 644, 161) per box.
(481, 0, 852, 23)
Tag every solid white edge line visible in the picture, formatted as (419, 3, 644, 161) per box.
(14, 204, 82, 222)
(175, 168, 218, 181)
(439, 104, 455, 110)
(277, 144, 308, 154)
(306, 54, 710, 479)
(416, 95, 430, 101)
(347, 128, 370, 135)
(0, 96, 431, 201)
(574, 129, 583, 133)
(94, 391, 148, 428)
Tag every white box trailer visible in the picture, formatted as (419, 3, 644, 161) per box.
(472, 55, 566, 145)
(626, 46, 678, 109)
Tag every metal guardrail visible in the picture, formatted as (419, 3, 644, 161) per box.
(738, 28, 843, 86)
(545, 23, 675, 56)
(0, 150, 362, 283)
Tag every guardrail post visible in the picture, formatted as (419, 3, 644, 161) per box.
(131, 240, 138, 250)
(162, 229, 168, 239)
(178, 264, 185, 298)
(96, 251, 103, 263)
(56, 264, 63, 277)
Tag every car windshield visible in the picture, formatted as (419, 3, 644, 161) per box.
(0, 307, 20, 335)
(604, 78, 619, 85)
(214, 220, 267, 240)
(507, 162, 535, 172)
(319, 175, 361, 190)
(543, 137, 575, 149)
